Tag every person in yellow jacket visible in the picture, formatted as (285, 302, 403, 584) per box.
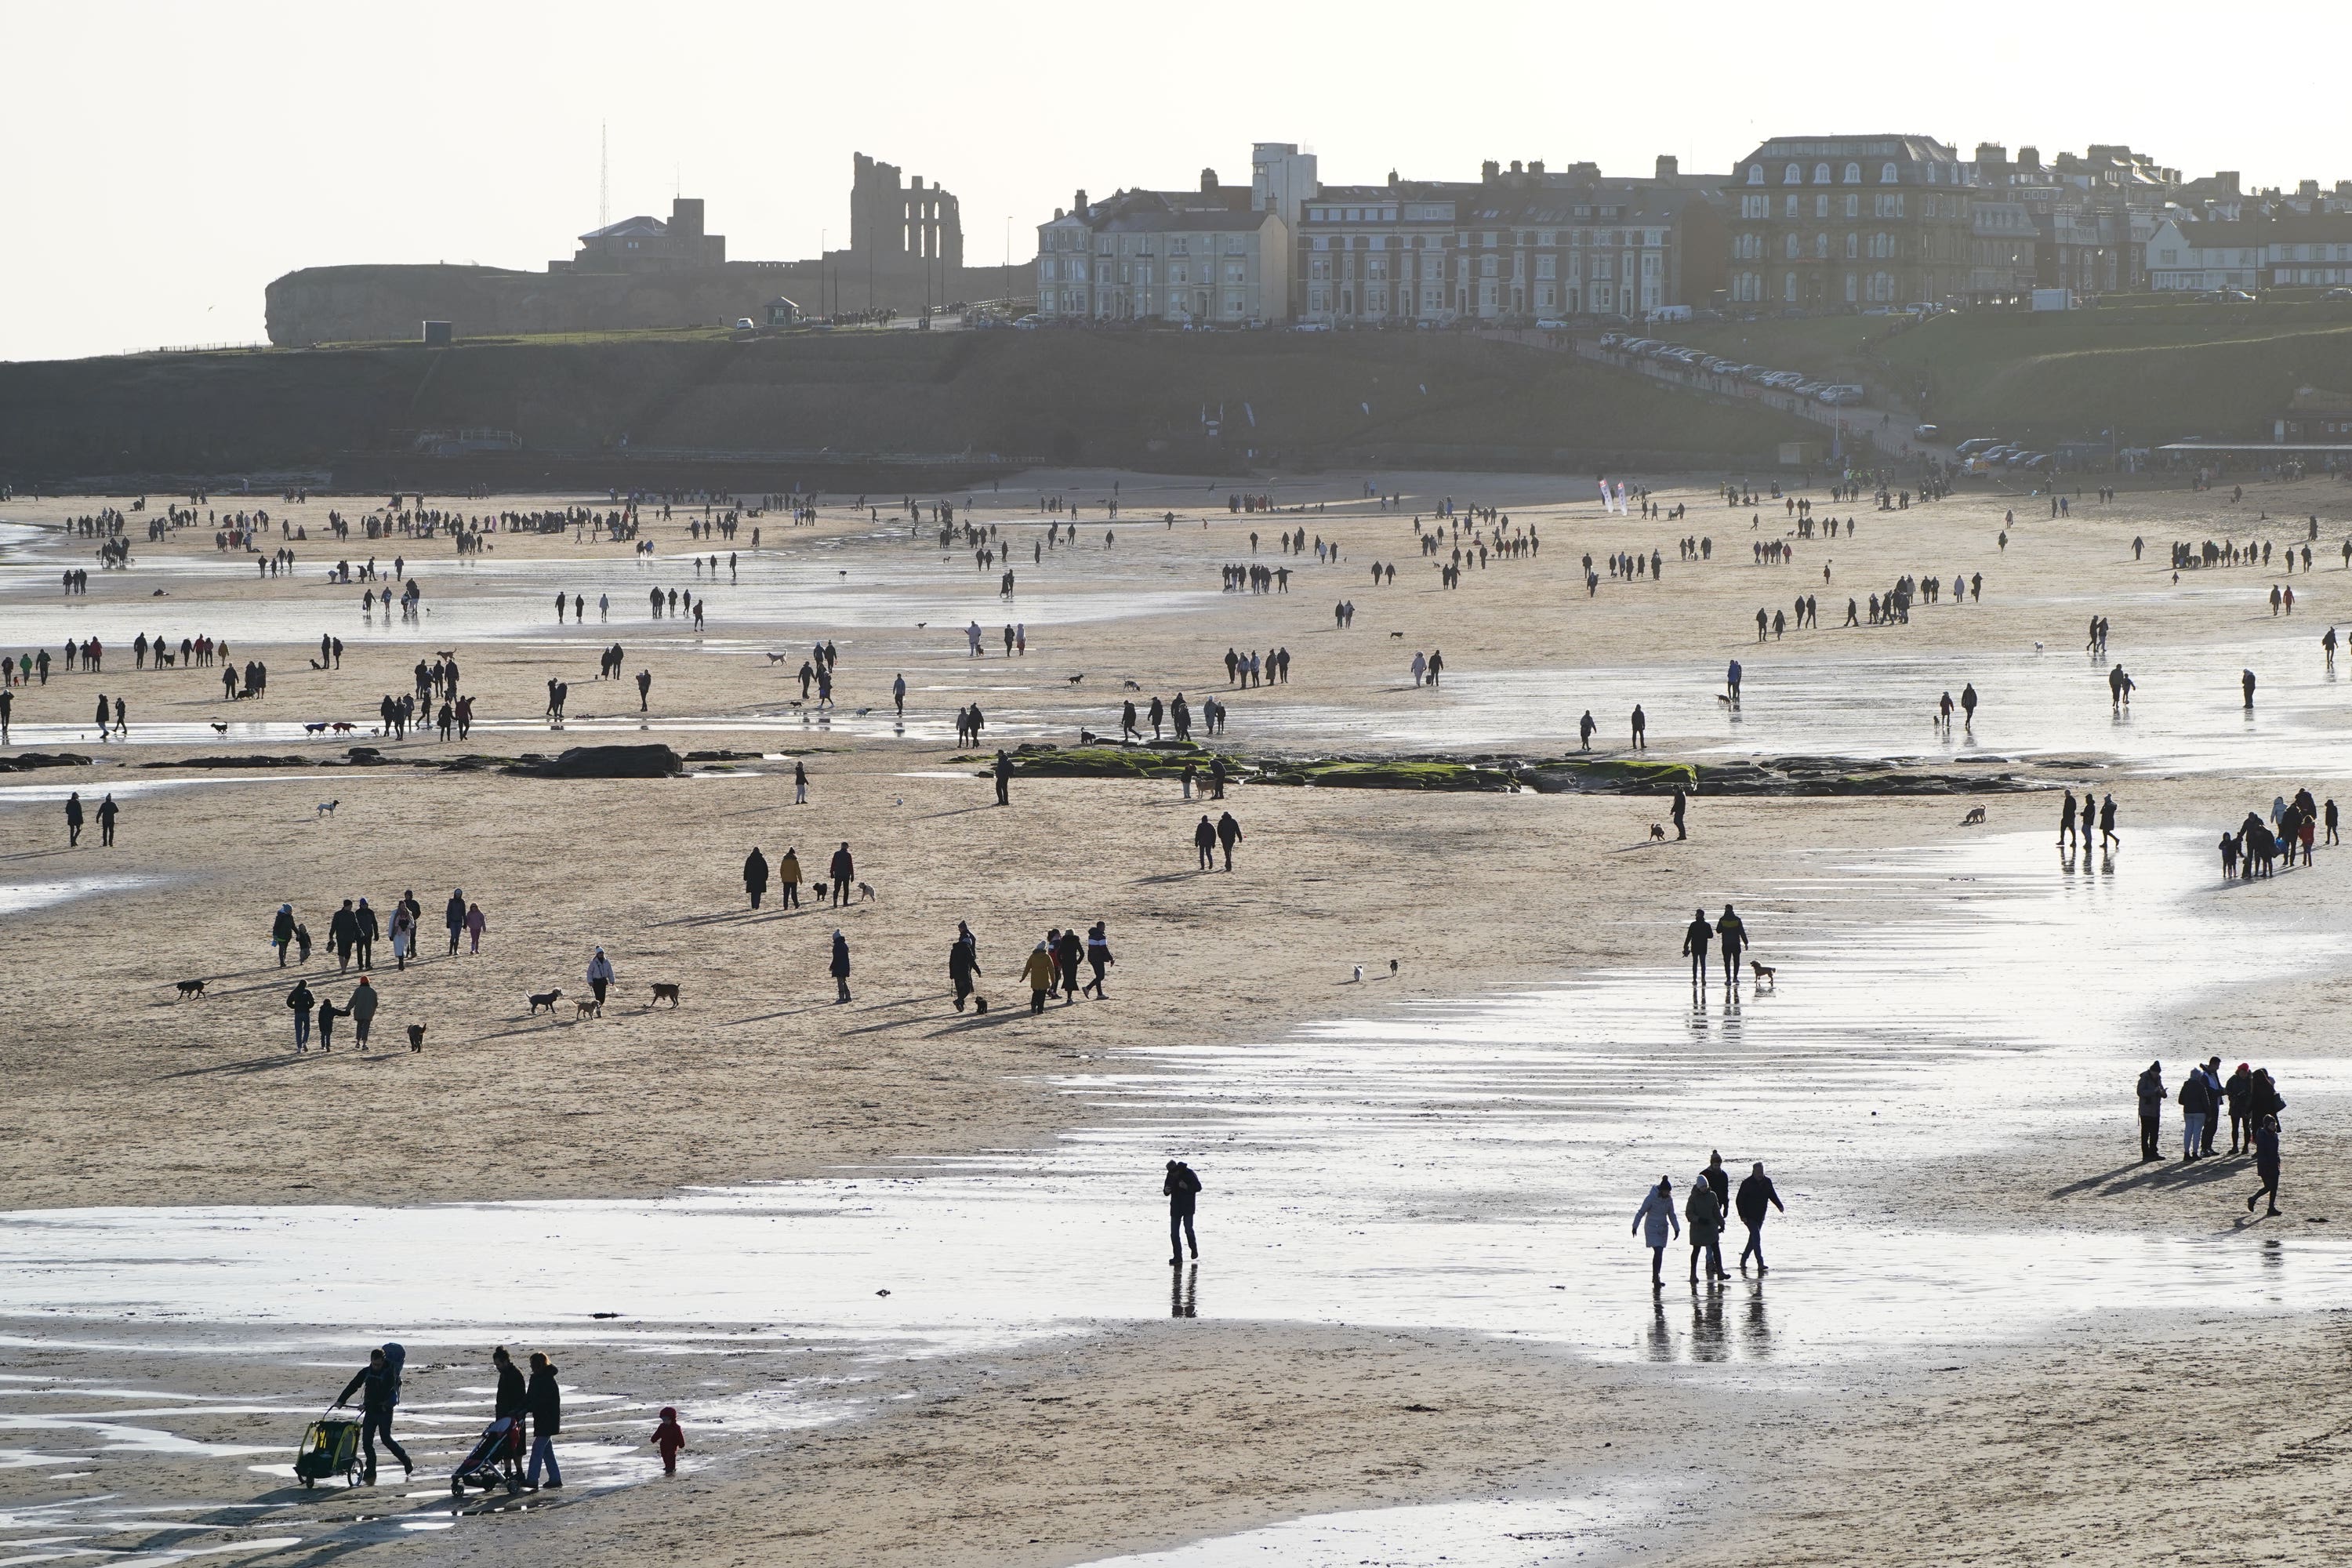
(1022, 942, 1057, 1014)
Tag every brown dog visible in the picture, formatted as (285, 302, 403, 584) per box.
(1750, 960, 1777, 988)
(651, 982, 682, 1007)
(574, 997, 603, 1020)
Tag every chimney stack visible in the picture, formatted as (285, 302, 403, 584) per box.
(1074, 188, 1088, 215)
(1655, 154, 1678, 180)
(1201, 168, 1218, 193)
(1481, 159, 1501, 183)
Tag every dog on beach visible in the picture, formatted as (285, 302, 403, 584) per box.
(304, 721, 331, 734)
(1750, 960, 1777, 988)
(857, 882, 877, 903)
(1390, 959, 1399, 977)
(211, 721, 230, 735)
(1959, 805, 1987, 826)
(174, 978, 207, 1000)
(1123, 680, 1142, 691)
(575, 997, 602, 1019)
(766, 652, 789, 663)
(316, 800, 339, 818)
(1066, 673, 1085, 686)
(406, 1023, 426, 1052)
(1649, 822, 1668, 842)
(650, 983, 681, 1007)
(330, 721, 357, 734)
(528, 988, 564, 1014)
(1716, 693, 1734, 706)
(1352, 964, 1364, 982)
(156, 651, 176, 667)
(973, 996, 989, 1014)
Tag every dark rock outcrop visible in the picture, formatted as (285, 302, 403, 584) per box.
(501, 743, 683, 779)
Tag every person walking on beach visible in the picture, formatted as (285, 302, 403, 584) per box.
(1736, 1162, 1784, 1273)
(96, 793, 118, 847)
(1715, 904, 1748, 987)
(2243, 669, 2257, 709)
(1164, 1160, 1202, 1265)
(777, 847, 802, 909)
(2249, 1115, 2282, 1217)
(793, 760, 808, 804)
(332, 1344, 411, 1485)
(829, 842, 854, 906)
(2099, 793, 2120, 850)
(743, 847, 769, 909)
(1023, 940, 1054, 1014)
(995, 749, 1011, 806)
(1083, 920, 1113, 998)
(524, 1352, 563, 1491)
(829, 929, 852, 1003)
(443, 890, 466, 955)
(1686, 1167, 1728, 1285)
(273, 903, 298, 967)
(464, 901, 485, 954)
(2059, 791, 2078, 849)
(892, 673, 907, 721)
(348, 976, 378, 1051)
(1215, 811, 1242, 872)
(652, 1406, 685, 1476)
(1632, 1176, 1680, 1290)
(287, 978, 314, 1052)
(1579, 711, 1595, 751)
(1682, 908, 1712, 987)
(1194, 815, 1217, 870)
(1959, 683, 1978, 731)
(949, 924, 981, 1011)
(586, 948, 613, 1009)
(1631, 704, 1648, 750)
(64, 791, 82, 848)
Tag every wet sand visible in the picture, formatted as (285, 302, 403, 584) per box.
(5, 468, 2352, 1566)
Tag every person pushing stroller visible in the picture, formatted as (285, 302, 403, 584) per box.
(332, 1343, 411, 1483)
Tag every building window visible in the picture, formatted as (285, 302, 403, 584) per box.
(1880, 162, 1899, 183)
(1816, 194, 1829, 219)
(1813, 163, 1831, 184)
(1784, 272, 1798, 302)
(1784, 163, 1802, 184)
(1844, 162, 1861, 184)
(1784, 194, 1799, 219)
(1845, 194, 1860, 218)
(1748, 165, 1764, 184)
(1846, 233, 1858, 260)
(1785, 234, 1800, 260)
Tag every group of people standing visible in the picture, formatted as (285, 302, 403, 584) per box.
(2135, 1058, 2285, 1214)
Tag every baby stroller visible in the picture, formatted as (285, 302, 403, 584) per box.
(450, 1414, 524, 1497)
(294, 1412, 363, 1489)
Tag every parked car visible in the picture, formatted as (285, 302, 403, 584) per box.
(2327, 288, 2352, 301)
(1954, 437, 1999, 456)
(1914, 424, 1942, 440)
(1598, 332, 1624, 348)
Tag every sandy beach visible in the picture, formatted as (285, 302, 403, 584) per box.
(5, 464, 2351, 1567)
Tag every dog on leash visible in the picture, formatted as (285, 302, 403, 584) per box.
(528, 988, 564, 1014)
(575, 997, 603, 1020)
(650, 983, 681, 1007)
(316, 800, 339, 818)
(1649, 822, 1668, 842)
(406, 1023, 426, 1052)
(1959, 805, 1987, 826)
(174, 978, 207, 1000)
(1750, 960, 1777, 988)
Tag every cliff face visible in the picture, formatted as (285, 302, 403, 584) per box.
(263, 263, 807, 346)
(0, 331, 1809, 483)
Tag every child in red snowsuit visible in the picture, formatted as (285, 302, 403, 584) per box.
(652, 1406, 685, 1475)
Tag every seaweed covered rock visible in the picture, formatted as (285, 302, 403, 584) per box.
(502, 743, 683, 779)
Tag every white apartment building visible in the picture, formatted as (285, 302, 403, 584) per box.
(2146, 214, 2352, 290)
(1036, 178, 1291, 324)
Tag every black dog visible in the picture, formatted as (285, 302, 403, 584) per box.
(528, 988, 564, 1014)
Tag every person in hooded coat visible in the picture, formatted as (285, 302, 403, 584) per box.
(524, 1352, 562, 1490)
(444, 890, 466, 954)
(1023, 942, 1056, 1014)
(1685, 1167, 1728, 1285)
(1632, 1176, 1680, 1290)
(778, 847, 803, 909)
(1735, 1162, 1785, 1273)
(332, 1343, 411, 1483)
(272, 903, 298, 967)
(829, 930, 852, 1003)
(1163, 1160, 1203, 1265)
(743, 848, 770, 909)
(948, 925, 981, 1011)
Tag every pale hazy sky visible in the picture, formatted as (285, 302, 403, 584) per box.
(4, 1, 2339, 362)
